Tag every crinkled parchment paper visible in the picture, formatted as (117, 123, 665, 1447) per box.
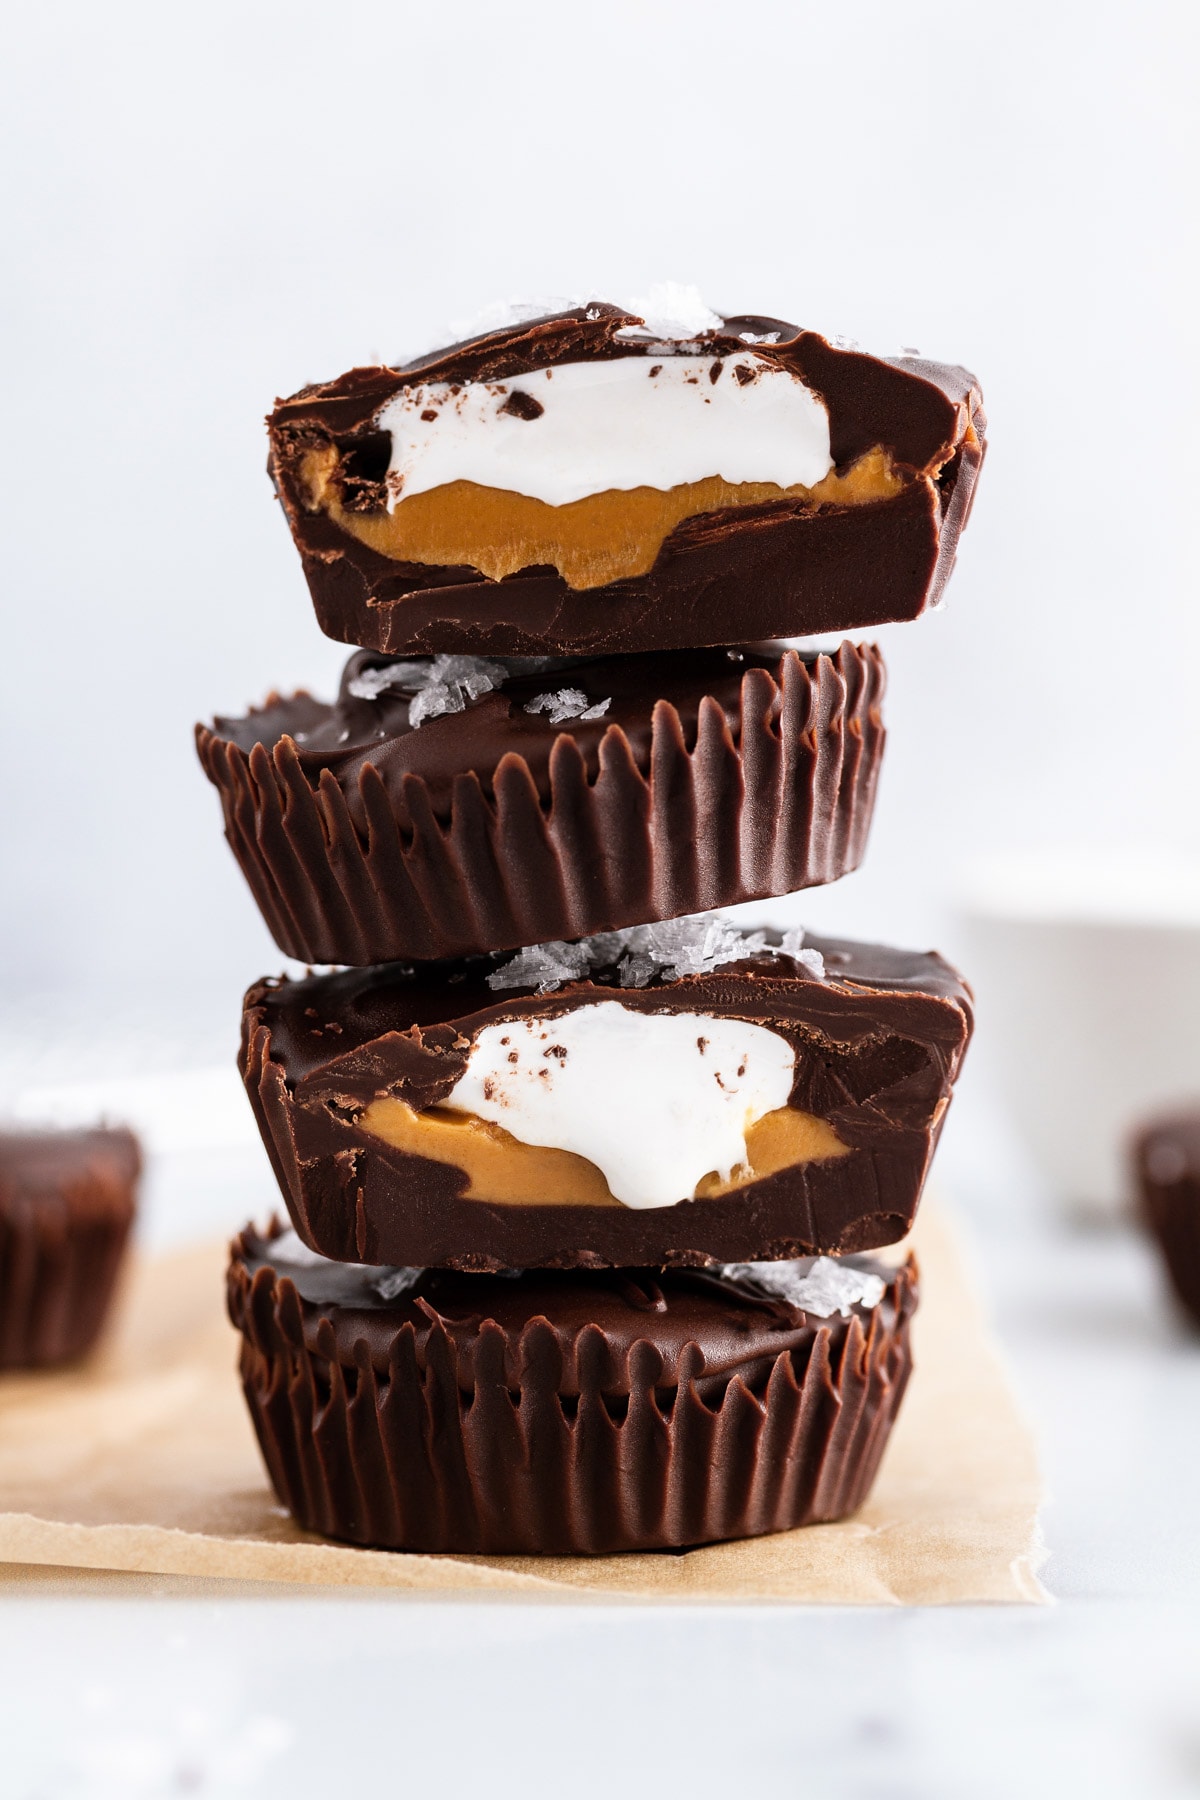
(0, 1207, 1046, 1602)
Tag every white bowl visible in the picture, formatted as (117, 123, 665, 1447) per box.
(959, 849, 1200, 1223)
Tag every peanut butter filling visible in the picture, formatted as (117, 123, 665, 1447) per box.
(299, 446, 905, 592)
(357, 1095, 849, 1207)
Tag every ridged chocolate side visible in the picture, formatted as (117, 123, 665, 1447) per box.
(227, 1227, 917, 1554)
(0, 1128, 140, 1368)
(1134, 1110, 1200, 1329)
(197, 642, 885, 966)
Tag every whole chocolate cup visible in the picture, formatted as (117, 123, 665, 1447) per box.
(240, 932, 972, 1271)
(197, 641, 885, 966)
(267, 303, 985, 658)
(1133, 1108, 1200, 1328)
(228, 1224, 917, 1555)
(0, 1127, 140, 1368)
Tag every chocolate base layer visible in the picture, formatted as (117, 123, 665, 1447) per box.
(241, 931, 972, 1270)
(198, 641, 885, 965)
(228, 1224, 917, 1554)
(268, 303, 985, 658)
(1134, 1109, 1200, 1328)
(0, 1127, 140, 1368)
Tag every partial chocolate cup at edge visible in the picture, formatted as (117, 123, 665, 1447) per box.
(0, 1127, 141, 1369)
(228, 1223, 918, 1556)
(197, 640, 885, 966)
(1133, 1108, 1200, 1328)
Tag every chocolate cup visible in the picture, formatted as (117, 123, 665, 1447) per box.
(1133, 1109, 1200, 1328)
(228, 1224, 917, 1555)
(197, 641, 885, 966)
(0, 1127, 140, 1368)
(267, 302, 985, 658)
(240, 932, 973, 1271)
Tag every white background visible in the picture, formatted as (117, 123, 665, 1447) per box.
(3, 4, 1200, 1795)
(2, 0, 1198, 1038)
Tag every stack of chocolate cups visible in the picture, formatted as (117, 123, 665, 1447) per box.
(199, 295, 985, 1555)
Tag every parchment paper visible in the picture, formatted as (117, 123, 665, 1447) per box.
(0, 1207, 1047, 1603)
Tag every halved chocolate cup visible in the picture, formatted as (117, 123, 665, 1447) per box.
(240, 929, 972, 1270)
(267, 303, 984, 657)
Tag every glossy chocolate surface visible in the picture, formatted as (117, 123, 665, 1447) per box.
(0, 1126, 141, 1368)
(267, 304, 986, 656)
(198, 641, 885, 964)
(229, 1222, 917, 1552)
(241, 931, 973, 1269)
(237, 1226, 904, 1387)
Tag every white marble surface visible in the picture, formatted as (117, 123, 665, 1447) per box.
(2, 1077, 1200, 1799)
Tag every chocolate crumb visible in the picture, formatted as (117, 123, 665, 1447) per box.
(500, 389, 544, 421)
(709, 360, 723, 384)
(648, 364, 662, 377)
(420, 408, 438, 422)
(697, 1036, 708, 1054)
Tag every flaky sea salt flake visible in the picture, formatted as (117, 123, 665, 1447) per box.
(373, 1266, 423, 1301)
(620, 282, 723, 340)
(347, 660, 429, 701)
(720, 1256, 886, 1317)
(524, 689, 610, 726)
(407, 654, 508, 728)
(487, 939, 592, 994)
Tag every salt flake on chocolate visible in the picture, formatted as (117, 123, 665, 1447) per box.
(351, 654, 509, 729)
(487, 939, 594, 995)
(524, 689, 612, 726)
(268, 1230, 423, 1302)
(373, 1266, 423, 1301)
(445, 295, 587, 344)
(720, 1256, 886, 1317)
(619, 282, 723, 340)
(618, 916, 769, 984)
(347, 660, 429, 701)
(487, 913, 830, 995)
(779, 926, 825, 980)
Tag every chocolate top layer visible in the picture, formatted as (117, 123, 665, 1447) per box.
(207, 641, 841, 819)
(235, 1221, 908, 1391)
(0, 1126, 141, 1203)
(247, 930, 972, 1123)
(270, 303, 979, 483)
